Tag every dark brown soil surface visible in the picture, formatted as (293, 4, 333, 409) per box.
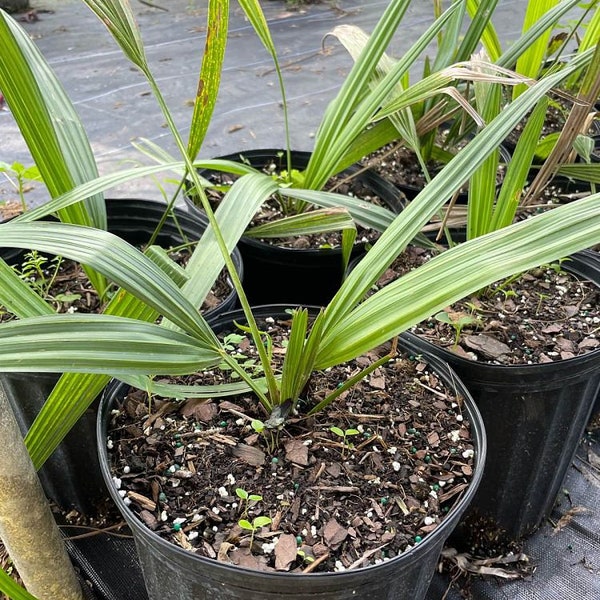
(360, 126, 507, 198)
(504, 95, 599, 153)
(362, 143, 453, 193)
(0, 252, 100, 320)
(370, 245, 600, 365)
(106, 315, 477, 574)
(0, 248, 233, 322)
(200, 161, 401, 250)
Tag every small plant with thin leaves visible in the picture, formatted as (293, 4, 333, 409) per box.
(296, 549, 315, 565)
(238, 515, 273, 551)
(545, 258, 569, 274)
(248, 416, 281, 454)
(217, 332, 265, 379)
(0, 162, 42, 213)
(235, 488, 263, 519)
(536, 292, 552, 315)
(495, 286, 518, 303)
(14, 251, 61, 300)
(10, 251, 84, 312)
(434, 311, 482, 349)
(329, 425, 361, 458)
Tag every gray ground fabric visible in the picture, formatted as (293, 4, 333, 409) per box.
(427, 428, 600, 600)
(2, 0, 528, 205)
(3, 1, 600, 598)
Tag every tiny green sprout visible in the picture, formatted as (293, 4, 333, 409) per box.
(235, 488, 263, 503)
(330, 426, 360, 458)
(296, 549, 315, 564)
(238, 515, 272, 550)
(219, 331, 266, 379)
(54, 292, 82, 305)
(498, 288, 517, 301)
(235, 487, 263, 518)
(544, 258, 568, 275)
(249, 418, 278, 455)
(251, 419, 265, 434)
(434, 311, 481, 349)
(222, 332, 246, 351)
(276, 167, 305, 189)
(463, 301, 480, 314)
(536, 292, 550, 315)
(491, 271, 521, 296)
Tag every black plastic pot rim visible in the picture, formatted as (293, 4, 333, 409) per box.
(239, 233, 348, 257)
(185, 148, 406, 253)
(97, 327, 486, 582)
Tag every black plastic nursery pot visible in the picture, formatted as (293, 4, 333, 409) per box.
(185, 149, 405, 306)
(404, 250, 600, 541)
(97, 306, 486, 600)
(0, 371, 102, 514)
(0, 198, 242, 513)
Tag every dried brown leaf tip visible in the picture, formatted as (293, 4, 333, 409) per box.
(441, 547, 534, 580)
(551, 506, 590, 535)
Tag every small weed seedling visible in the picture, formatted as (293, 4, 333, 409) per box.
(497, 288, 518, 303)
(235, 488, 263, 519)
(218, 332, 265, 379)
(296, 549, 315, 565)
(222, 332, 246, 352)
(490, 272, 521, 298)
(15, 250, 63, 301)
(434, 311, 482, 349)
(238, 515, 272, 551)
(249, 417, 280, 454)
(250, 419, 265, 435)
(0, 161, 42, 211)
(330, 426, 360, 458)
(536, 292, 551, 315)
(544, 258, 568, 275)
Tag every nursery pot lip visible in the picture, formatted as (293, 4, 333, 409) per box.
(184, 147, 406, 257)
(97, 317, 486, 581)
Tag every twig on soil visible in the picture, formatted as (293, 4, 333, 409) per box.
(311, 485, 360, 493)
(347, 544, 389, 570)
(302, 551, 330, 573)
(413, 379, 450, 399)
